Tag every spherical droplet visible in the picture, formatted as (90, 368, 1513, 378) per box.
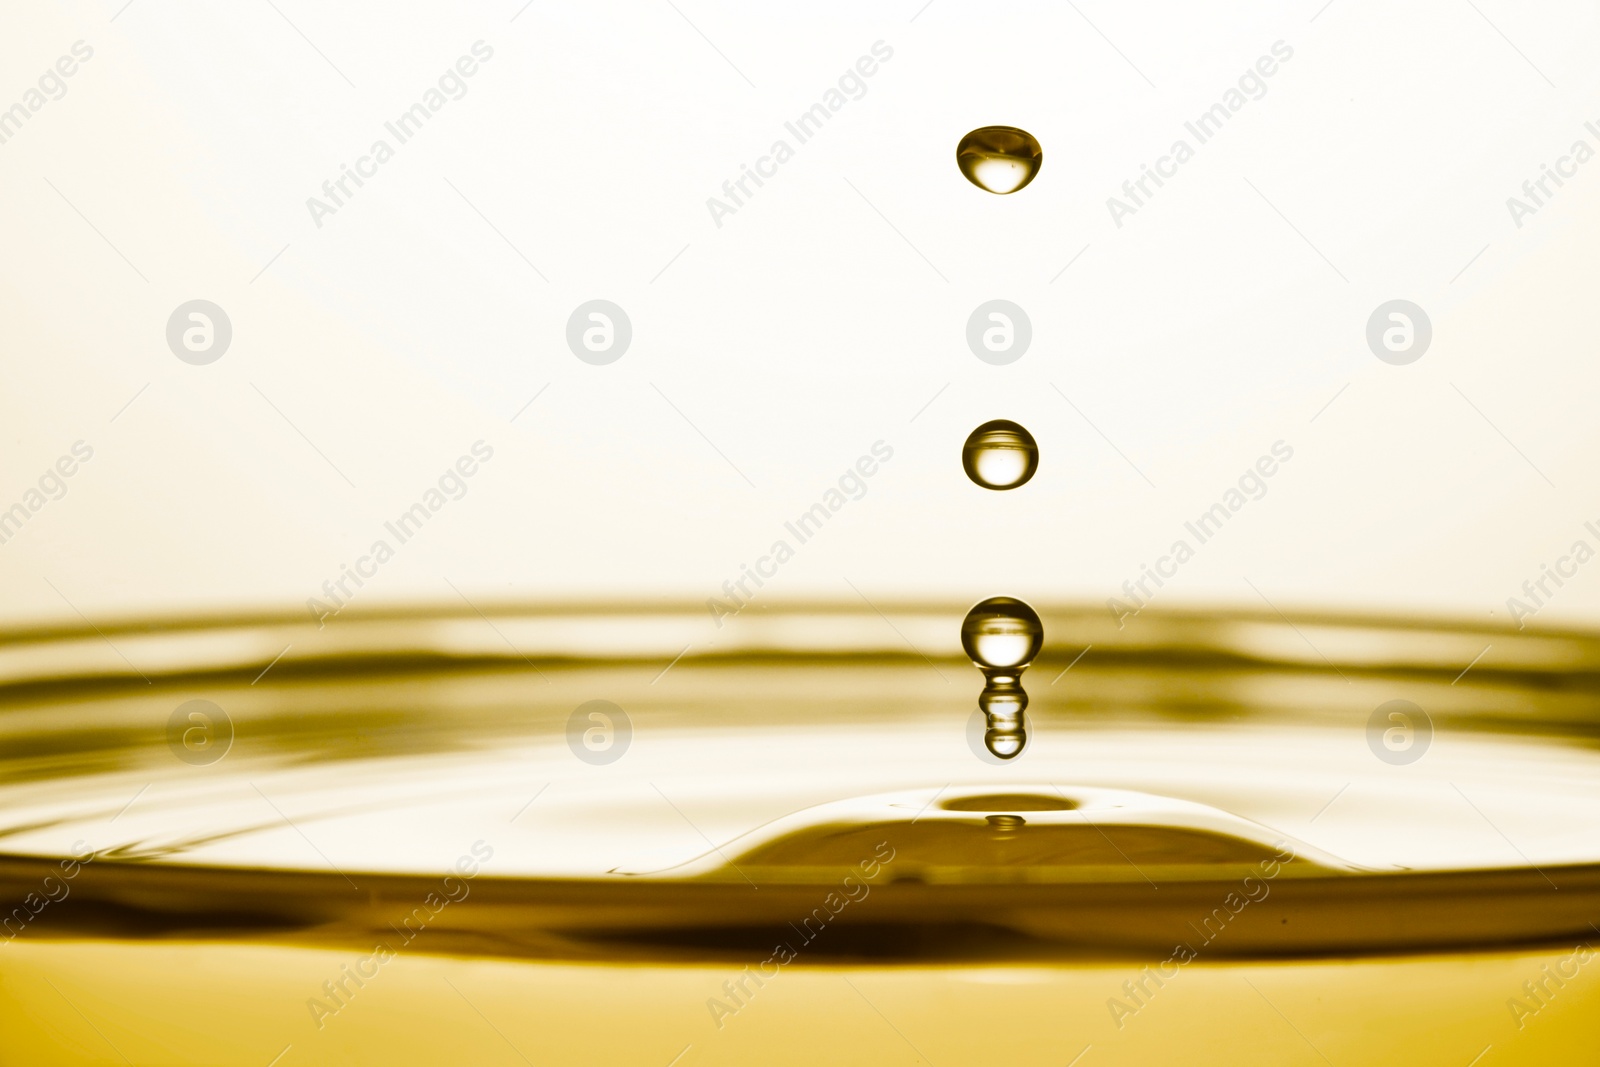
(963, 420, 1039, 491)
(961, 597, 1044, 671)
(985, 724, 1026, 761)
(956, 126, 1043, 194)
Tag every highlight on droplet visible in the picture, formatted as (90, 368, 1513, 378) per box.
(956, 126, 1043, 194)
(963, 420, 1039, 491)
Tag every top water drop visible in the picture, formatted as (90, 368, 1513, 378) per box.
(963, 420, 1038, 491)
(961, 597, 1044, 760)
(956, 126, 1043, 194)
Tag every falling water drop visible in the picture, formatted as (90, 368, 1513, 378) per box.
(956, 126, 1043, 194)
(963, 420, 1039, 491)
(960, 597, 1044, 760)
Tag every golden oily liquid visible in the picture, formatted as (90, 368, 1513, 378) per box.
(1, 607, 1597, 1064)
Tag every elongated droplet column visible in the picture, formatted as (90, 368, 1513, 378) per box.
(960, 597, 1044, 759)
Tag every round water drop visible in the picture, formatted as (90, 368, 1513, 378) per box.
(956, 126, 1043, 194)
(963, 420, 1038, 491)
(962, 597, 1044, 672)
(961, 597, 1044, 761)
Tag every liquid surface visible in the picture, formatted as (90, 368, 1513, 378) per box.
(2, 605, 1599, 1064)
(956, 125, 1044, 193)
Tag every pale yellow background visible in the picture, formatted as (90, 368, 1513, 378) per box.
(2, 0, 1597, 633)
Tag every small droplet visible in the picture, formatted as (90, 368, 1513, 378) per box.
(963, 420, 1038, 491)
(961, 597, 1044, 760)
(956, 126, 1043, 194)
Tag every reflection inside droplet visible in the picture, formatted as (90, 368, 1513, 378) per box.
(961, 597, 1045, 760)
(963, 420, 1039, 491)
(956, 126, 1043, 194)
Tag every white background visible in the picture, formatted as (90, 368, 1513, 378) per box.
(2, 0, 1598, 630)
